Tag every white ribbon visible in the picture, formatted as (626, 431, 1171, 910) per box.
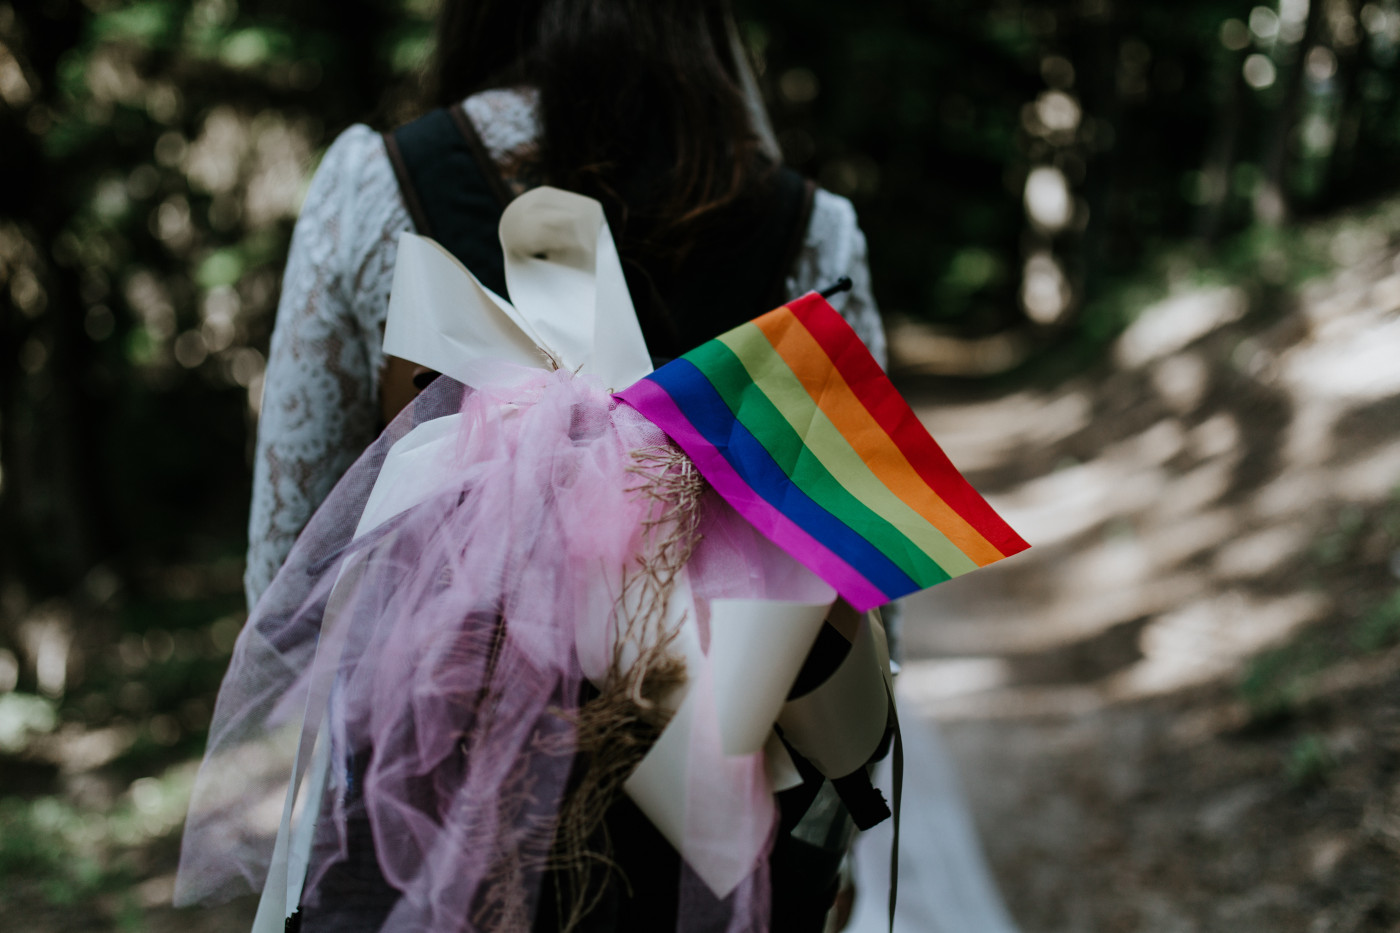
(383, 187, 652, 390)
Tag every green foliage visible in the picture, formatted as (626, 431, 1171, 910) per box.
(0, 796, 109, 899)
(1314, 505, 1369, 568)
(1240, 584, 1400, 721)
(217, 27, 296, 68)
(1237, 479, 1400, 723)
(0, 693, 58, 753)
(1285, 733, 1335, 788)
(1239, 632, 1333, 720)
(194, 248, 247, 289)
(1353, 590, 1400, 653)
(0, 766, 193, 905)
(89, 2, 182, 47)
(0, 0, 434, 605)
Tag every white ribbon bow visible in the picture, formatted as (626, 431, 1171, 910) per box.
(383, 186, 652, 389)
(254, 189, 891, 930)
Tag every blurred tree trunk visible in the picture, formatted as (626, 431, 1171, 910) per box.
(0, 1, 102, 674)
(1255, 0, 1328, 225)
(1325, 0, 1365, 200)
(1079, 0, 1125, 290)
(1197, 51, 1248, 243)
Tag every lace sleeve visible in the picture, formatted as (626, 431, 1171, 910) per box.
(244, 126, 409, 609)
(785, 189, 887, 370)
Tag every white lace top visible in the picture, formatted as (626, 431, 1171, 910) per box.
(246, 89, 887, 608)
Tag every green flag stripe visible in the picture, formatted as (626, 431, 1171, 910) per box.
(685, 338, 951, 587)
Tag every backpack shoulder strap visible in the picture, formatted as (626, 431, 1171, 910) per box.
(382, 106, 513, 299)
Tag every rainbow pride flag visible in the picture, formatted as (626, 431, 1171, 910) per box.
(616, 292, 1029, 612)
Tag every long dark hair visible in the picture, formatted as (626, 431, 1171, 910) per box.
(429, 0, 771, 270)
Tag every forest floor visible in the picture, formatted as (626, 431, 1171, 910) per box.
(889, 206, 1400, 932)
(5, 205, 1400, 933)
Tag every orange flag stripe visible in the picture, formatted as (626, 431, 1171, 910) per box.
(753, 308, 1007, 565)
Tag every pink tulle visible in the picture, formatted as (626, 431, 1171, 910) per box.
(176, 365, 828, 932)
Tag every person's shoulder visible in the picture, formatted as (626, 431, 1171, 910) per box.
(290, 123, 406, 306)
(783, 181, 875, 306)
(807, 187, 860, 239)
(462, 86, 542, 166)
(311, 123, 388, 187)
(800, 186, 863, 270)
(462, 85, 539, 116)
(293, 123, 396, 226)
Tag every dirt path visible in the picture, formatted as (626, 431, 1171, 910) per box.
(893, 234, 1400, 932)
